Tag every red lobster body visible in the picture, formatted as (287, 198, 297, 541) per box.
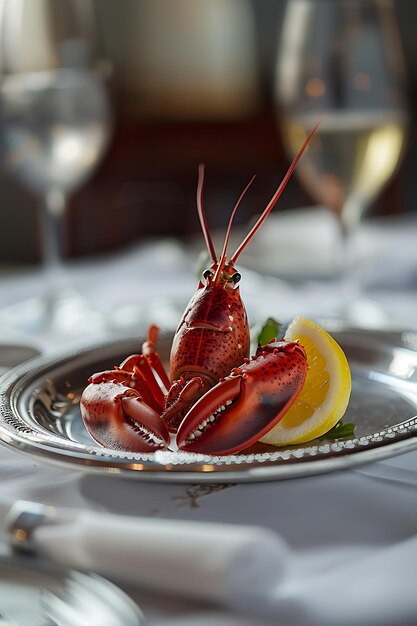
(176, 341, 306, 454)
(80, 125, 317, 455)
(170, 273, 250, 387)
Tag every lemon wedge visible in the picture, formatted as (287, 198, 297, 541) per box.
(260, 316, 351, 446)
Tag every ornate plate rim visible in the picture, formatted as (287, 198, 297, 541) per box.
(0, 329, 417, 483)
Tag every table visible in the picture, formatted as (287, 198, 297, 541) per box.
(0, 210, 416, 625)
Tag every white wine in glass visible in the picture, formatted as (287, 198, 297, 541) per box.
(275, 0, 409, 256)
(284, 110, 406, 233)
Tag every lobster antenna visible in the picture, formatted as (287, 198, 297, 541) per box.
(213, 174, 257, 284)
(197, 163, 217, 264)
(230, 122, 319, 264)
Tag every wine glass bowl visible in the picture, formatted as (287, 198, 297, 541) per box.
(0, 69, 111, 198)
(275, 0, 409, 237)
(0, 0, 113, 333)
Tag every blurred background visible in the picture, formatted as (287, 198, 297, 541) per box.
(0, 0, 415, 268)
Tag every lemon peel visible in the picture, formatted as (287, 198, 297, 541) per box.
(260, 316, 351, 446)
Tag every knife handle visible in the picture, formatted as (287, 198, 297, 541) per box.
(6, 500, 68, 553)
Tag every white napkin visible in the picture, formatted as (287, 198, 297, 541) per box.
(9, 503, 287, 606)
(235, 537, 417, 626)
(155, 469, 417, 626)
(237, 207, 341, 278)
(235, 208, 417, 285)
(8, 498, 417, 625)
(3, 459, 417, 626)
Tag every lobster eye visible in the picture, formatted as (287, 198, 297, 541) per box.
(203, 269, 214, 282)
(226, 272, 241, 289)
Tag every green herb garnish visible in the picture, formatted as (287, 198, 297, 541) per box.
(318, 420, 356, 441)
(257, 317, 281, 346)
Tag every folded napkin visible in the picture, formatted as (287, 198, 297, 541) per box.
(234, 208, 417, 286)
(232, 537, 417, 626)
(5, 498, 417, 625)
(5, 501, 288, 606)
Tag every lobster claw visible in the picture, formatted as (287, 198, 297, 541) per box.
(176, 341, 307, 455)
(80, 379, 170, 453)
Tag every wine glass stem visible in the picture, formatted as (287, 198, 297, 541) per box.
(337, 214, 362, 322)
(41, 188, 66, 281)
(39, 188, 70, 329)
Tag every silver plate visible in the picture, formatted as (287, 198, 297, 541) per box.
(0, 329, 417, 483)
(0, 550, 143, 625)
(0, 343, 41, 376)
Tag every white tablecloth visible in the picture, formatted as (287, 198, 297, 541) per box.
(0, 210, 416, 625)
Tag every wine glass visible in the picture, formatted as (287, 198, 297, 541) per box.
(274, 0, 408, 322)
(0, 0, 112, 333)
